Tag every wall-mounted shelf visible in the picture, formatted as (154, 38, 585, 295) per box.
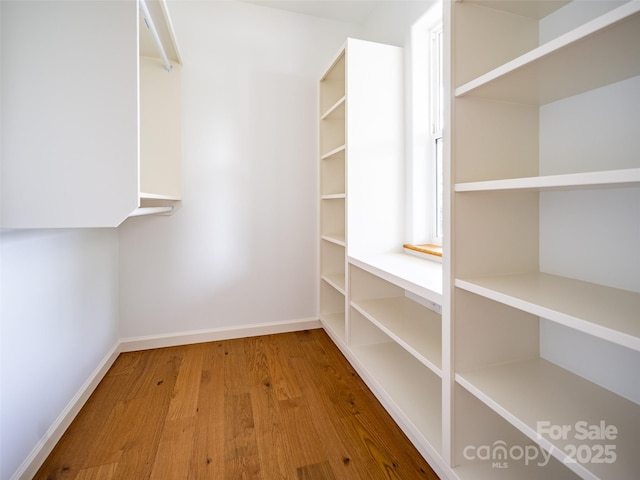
(350, 254, 443, 306)
(450, 0, 640, 478)
(455, 168, 640, 192)
(455, 3, 640, 105)
(1, 0, 182, 228)
(456, 273, 640, 352)
(457, 358, 640, 480)
(351, 294, 442, 375)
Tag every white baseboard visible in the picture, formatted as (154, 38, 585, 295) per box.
(119, 317, 322, 352)
(12, 317, 320, 480)
(13, 343, 122, 480)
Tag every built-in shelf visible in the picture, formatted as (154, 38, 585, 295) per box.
(349, 253, 443, 305)
(320, 234, 345, 247)
(319, 311, 345, 343)
(455, 3, 640, 105)
(453, 382, 581, 479)
(449, 1, 640, 478)
(139, 192, 181, 201)
(456, 358, 640, 479)
(466, 0, 570, 20)
(1, 0, 181, 228)
(319, 44, 346, 356)
(455, 168, 640, 192)
(351, 340, 443, 454)
(454, 452, 579, 480)
(321, 273, 345, 294)
(321, 145, 346, 160)
(351, 296, 442, 375)
(456, 273, 640, 352)
(321, 96, 346, 120)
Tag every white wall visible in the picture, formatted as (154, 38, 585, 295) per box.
(539, 78, 640, 403)
(0, 229, 119, 480)
(118, 0, 436, 339)
(118, 1, 360, 338)
(359, 0, 435, 46)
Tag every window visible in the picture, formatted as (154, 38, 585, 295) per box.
(431, 24, 444, 243)
(406, 3, 443, 254)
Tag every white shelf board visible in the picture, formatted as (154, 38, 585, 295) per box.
(320, 312, 345, 343)
(455, 454, 579, 480)
(455, 3, 640, 105)
(139, 191, 181, 201)
(321, 95, 346, 120)
(320, 233, 345, 247)
(456, 358, 640, 480)
(321, 193, 346, 200)
(320, 144, 345, 160)
(351, 341, 443, 454)
(321, 273, 345, 295)
(456, 272, 640, 352)
(466, 0, 570, 20)
(349, 253, 443, 305)
(455, 168, 640, 192)
(351, 296, 442, 376)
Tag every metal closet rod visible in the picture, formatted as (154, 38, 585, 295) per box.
(139, 0, 172, 72)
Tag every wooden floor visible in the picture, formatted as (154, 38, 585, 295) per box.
(36, 329, 439, 480)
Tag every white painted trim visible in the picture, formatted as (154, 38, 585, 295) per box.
(12, 343, 122, 480)
(11, 317, 320, 480)
(119, 317, 322, 352)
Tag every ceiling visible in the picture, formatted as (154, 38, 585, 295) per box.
(141, 0, 432, 61)
(241, 0, 384, 24)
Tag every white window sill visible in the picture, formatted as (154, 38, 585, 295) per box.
(348, 252, 443, 306)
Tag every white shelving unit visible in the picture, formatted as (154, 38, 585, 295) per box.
(448, 1, 640, 479)
(318, 37, 448, 474)
(134, 0, 183, 219)
(349, 264, 444, 458)
(319, 48, 347, 340)
(319, 3, 640, 480)
(318, 38, 407, 341)
(1, 0, 182, 228)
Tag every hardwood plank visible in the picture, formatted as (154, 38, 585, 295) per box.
(294, 331, 392, 479)
(301, 329, 440, 479)
(297, 460, 338, 480)
(150, 416, 197, 479)
(262, 332, 303, 402)
(88, 348, 179, 476)
(166, 343, 204, 421)
(74, 462, 118, 480)
(188, 342, 226, 479)
(35, 330, 439, 480)
(32, 373, 127, 480)
(33, 348, 180, 480)
(223, 337, 252, 395)
(245, 335, 295, 479)
(300, 329, 373, 419)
